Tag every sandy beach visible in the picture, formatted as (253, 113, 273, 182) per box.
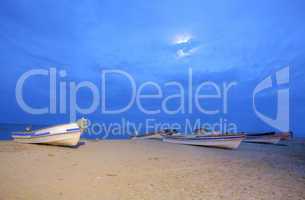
(0, 140, 305, 200)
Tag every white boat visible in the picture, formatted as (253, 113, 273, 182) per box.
(12, 118, 88, 147)
(162, 134, 245, 149)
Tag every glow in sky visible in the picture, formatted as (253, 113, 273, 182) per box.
(172, 33, 193, 45)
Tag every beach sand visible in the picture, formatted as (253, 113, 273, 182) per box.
(0, 139, 304, 200)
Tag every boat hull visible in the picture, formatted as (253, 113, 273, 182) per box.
(13, 131, 81, 147)
(244, 135, 281, 144)
(277, 132, 293, 140)
(244, 131, 292, 144)
(162, 135, 244, 149)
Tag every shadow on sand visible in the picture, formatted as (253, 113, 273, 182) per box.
(71, 141, 86, 148)
(35, 141, 86, 148)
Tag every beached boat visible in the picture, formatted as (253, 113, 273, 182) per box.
(131, 132, 163, 140)
(276, 131, 293, 140)
(12, 118, 88, 147)
(244, 131, 292, 144)
(244, 134, 281, 144)
(162, 134, 245, 149)
(131, 129, 178, 140)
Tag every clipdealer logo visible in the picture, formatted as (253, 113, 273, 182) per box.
(252, 66, 290, 131)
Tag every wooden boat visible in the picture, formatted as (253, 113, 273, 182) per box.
(245, 132, 273, 136)
(131, 129, 178, 140)
(244, 134, 281, 144)
(131, 132, 163, 140)
(162, 134, 245, 149)
(276, 131, 293, 140)
(12, 118, 88, 147)
(244, 131, 292, 144)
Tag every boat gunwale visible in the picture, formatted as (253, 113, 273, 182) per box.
(163, 138, 244, 142)
(12, 130, 81, 139)
(245, 132, 276, 136)
(11, 122, 80, 135)
(245, 134, 283, 139)
(163, 135, 245, 141)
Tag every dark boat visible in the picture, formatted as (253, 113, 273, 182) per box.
(246, 132, 276, 137)
(244, 131, 292, 144)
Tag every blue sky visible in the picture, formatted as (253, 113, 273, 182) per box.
(0, 0, 305, 137)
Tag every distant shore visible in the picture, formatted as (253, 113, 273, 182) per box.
(0, 140, 304, 200)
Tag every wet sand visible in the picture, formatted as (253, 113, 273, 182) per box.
(0, 139, 305, 200)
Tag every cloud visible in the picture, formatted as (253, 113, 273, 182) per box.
(176, 47, 200, 58)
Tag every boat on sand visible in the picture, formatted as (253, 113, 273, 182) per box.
(162, 134, 245, 149)
(244, 131, 292, 144)
(131, 131, 163, 140)
(161, 129, 245, 149)
(12, 118, 88, 147)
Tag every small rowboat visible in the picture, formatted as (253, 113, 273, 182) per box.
(12, 118, 88, 147)
(244, 131, 292, 144)
(244, 134, 281, 144)
(131, 132, 163, 140)
(162, 134, 245, 149)
(276, 131, 293, 140)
